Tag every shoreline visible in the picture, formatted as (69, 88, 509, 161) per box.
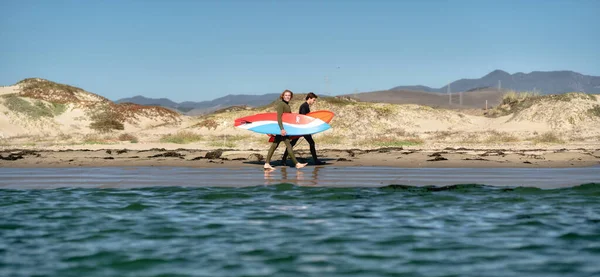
(2, 147, 599, 169)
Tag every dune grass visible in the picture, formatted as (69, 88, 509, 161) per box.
(317, 134, 345, 145)
(118, 133, 139, 143)
(588, 105, 600, 117)
(531, 132, 564, 144)
(82, 134, 113, 145)
(192, 119, 219, 130)
(160, 131, 203, 144)
(3, 95, 67, 119)
(484, 130, 520, 143)
(358, 135, 424, 147)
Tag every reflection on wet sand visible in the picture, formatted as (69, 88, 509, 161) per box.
(1, 166, 598, 189)
(264, 167, 322, 186)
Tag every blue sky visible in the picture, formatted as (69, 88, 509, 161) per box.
(1, 0, 599, 102)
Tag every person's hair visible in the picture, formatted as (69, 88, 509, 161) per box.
(280, 89, 293, 100)
(305, 92, 318, 100)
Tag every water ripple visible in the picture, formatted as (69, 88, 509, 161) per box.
(1, 183, 600, 276)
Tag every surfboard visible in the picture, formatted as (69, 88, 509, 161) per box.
(234, 112, 331, 135)
(306, 110, 335, 124)
(266, 110, 335, 141)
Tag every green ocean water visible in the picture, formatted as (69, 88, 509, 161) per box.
(2, 180, 600, 277)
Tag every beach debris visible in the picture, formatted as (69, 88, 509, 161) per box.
(140, 148, 167, 152)
(205, 150, 223, 159)
(376, 147, 403, 153)
(148, 151, 185, 159)
(0, 154, 24, 161)
(427, 155, 448, 162)
(0, 150, 40, 161)
(481, 150, 506, 157)
(247, 153, 264, 162)
(463, 157, 489, 161)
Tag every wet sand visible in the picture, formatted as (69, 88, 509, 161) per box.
(1, 147, 600, 168)
(1, 166, 598, 189)
(1, 147, 599, 189)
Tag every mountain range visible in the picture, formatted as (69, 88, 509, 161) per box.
(391, 70, 600, 94)
(116, 70, 600, 114)
(116, 93, 280, 115)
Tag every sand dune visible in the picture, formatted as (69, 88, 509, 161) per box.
(1, 79, 600, 153)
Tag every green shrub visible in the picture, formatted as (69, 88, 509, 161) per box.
(89, 110, 124, 132)
(4, 96, 53, 118)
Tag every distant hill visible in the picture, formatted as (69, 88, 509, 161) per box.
(391, 70, 600, 95)
(116, 94, 280, 115)
(116, 96, 180, 108)
(342, 70, 600, 109)
(85, 69, 600, 113)
(343, 87, 506, 109)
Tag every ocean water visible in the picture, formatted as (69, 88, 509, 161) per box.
(1, 167, 599, 277)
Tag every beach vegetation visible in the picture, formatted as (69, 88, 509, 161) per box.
(587, 105, 600, 117)
(3, 95, 67, 118)
(486, 90, 541, 117)
(463, 132, 482, 143)
(89, 110, 125, 133)
(16, 78, 107, 104)
(486, 91, 595, 118)
(317, 134, 345, 145)
(160, 131, 203, 144)
(484, 130, 520, 143)
(209, 140, 237, 148)
(18, 78, 83, 94)
(82, 134, 112, 144)
(193, 118, 219, 130)
(373, 104, 395, 117)
(113, 102, 180, 122)
(531, 132, 564, 144)
(118, 133, 139, 143)
(323, 96, 356, 106)
(360, 135, 424, 147)
(429, 130, 461, 141)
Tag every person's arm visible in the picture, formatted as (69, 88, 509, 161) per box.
(277, 102, 286, 135)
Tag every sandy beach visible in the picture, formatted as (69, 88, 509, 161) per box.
(2, 80, 600, 170)
(2, 145, 599, 169)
